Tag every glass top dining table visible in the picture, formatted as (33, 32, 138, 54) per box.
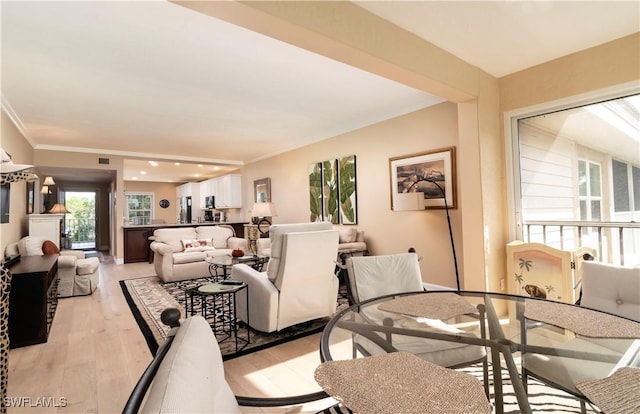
(319, 290, 640, 414)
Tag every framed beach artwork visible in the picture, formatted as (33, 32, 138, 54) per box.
(389, 146, 456, 210)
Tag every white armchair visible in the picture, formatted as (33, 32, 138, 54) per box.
(4, 236, 99, 297)
(230, 222, 339, 333)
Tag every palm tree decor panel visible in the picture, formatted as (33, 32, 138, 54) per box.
(309, 155, 357, 224)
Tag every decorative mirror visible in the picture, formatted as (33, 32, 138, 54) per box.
(254, 178, 271, 203)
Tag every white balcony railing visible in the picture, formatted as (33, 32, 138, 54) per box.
(523, 220, 640, 266)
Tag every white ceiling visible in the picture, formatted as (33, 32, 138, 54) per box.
(1, 1, 638, 182)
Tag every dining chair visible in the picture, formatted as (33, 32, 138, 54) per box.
(521, 260, 640, 412)
(344, 252, 489, 395)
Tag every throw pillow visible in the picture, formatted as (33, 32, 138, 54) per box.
(17, 236, 45, 256)
(181, 238, 215, 252)
(42, 240, 60, 255)
(338, 227, 357, 244)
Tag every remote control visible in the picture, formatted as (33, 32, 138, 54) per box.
(221, 279, 243, 285)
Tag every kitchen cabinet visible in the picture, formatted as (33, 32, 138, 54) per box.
(214, 174, 242, 208)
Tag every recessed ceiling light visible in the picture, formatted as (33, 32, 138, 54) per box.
(148, 161, 158, 167)
(140, 171, 147, 175)
(132, 177, 138, 180)
(197, 164, 203, 167)
(213, 166, 220, 171)
(194, 174, 200, 178)
(175, 162, 181, 166)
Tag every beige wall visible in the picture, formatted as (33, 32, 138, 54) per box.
(500, 34, 640, 112)
(123, 181, 180, 225)
(1, 110, 34, 255)
(3, 3, 637, 289)
(244, 102, 463, 288)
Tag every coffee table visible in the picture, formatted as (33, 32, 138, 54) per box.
(206, 254, 268, 280)
(184, 282, 250, 353)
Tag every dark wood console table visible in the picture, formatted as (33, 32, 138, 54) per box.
(8, 254, 59, 348)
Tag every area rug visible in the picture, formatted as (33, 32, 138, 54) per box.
(461, 363, 598, 414)
(120, 275, 349, 359)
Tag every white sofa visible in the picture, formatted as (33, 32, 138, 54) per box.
(5, 236, 100, 297)
(150, 225, 247, 283)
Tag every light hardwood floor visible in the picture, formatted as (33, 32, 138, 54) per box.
(7, 257, 338, 414)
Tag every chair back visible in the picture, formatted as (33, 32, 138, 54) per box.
(266, 222, 339, 331)
(266, 222, 333, 283)
(580, 261, 640, 321)
(346, 253, 423, 303)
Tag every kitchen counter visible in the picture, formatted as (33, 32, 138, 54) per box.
(122, 221, 248, 264)
(122, 221, 247, 229)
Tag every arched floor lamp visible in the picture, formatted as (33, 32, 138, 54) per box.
(401, 177, 460, 291)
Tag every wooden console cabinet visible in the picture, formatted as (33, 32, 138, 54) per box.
(8, 254, 59, 348)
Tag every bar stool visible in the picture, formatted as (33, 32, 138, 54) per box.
(148, 235, 155, 263)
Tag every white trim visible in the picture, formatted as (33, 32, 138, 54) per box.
(504, 81, 640, 242)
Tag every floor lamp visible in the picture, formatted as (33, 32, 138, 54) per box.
(402, 177, 460, 291)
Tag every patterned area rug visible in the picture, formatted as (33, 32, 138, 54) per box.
(120, 275, 349, 359)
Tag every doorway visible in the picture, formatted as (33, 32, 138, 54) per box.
(61, 191, 97, 250)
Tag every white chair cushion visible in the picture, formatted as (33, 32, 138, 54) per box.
(336, 226, 357, 243)
(196, 226, 233, 249)
(76, 257, 99, 276)
(154, 228, 197, 251)
(141, 316, 240, 413)
(348, 253, 424, 302)
(267, 222, 332, 282)
(581, 261, 640, 322)
(173, 251, 207, 264)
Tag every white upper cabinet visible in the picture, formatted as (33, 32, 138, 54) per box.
(214, 174, 242, 208)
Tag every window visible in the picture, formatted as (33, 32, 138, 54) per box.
(578, 159, 602, 221)
(126, 192, 153, 225)
(612, 159, 640, 212)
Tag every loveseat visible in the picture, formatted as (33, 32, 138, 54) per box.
(5, 236, 100, 297)
(150, 225, 247, 283)
(256, 224, 367, 257)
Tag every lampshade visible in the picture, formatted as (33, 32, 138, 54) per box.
(251, 202, 277, 217)
(393, 192, 425, 211)
(43, 176, 56, 185)
(40, 185, 50, 194)
(0, 149, 34, 174)
(1, 149, 37, 184)
(48, 203, 70, 214)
